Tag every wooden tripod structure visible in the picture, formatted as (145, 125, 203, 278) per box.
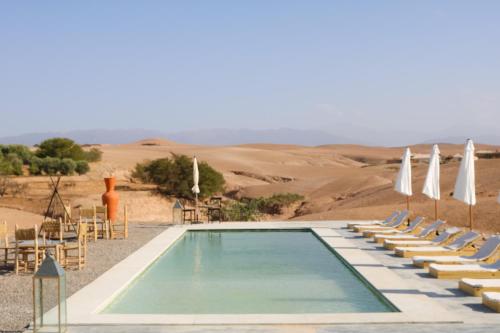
(44, 176, 76, 233)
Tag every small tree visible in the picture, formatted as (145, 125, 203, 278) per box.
(84, 148, 102, 162)
(75, 160, 90, 175)
(36, 138, 86, 160)
(133, 155, 225, 199)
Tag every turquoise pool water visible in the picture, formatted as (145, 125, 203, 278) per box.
(103, 230, 396, 314)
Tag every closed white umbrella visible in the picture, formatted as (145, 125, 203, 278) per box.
(192, 156, 200, 221)
(453, 139, 476, 230)
(422, 144, 441, 220)
(395, 147, 412, 212)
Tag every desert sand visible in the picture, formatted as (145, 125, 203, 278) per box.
(1, 139, 500, 233)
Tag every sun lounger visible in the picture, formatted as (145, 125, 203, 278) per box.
(373, 219, 443, 244)
(413, 236, 500, 268)
(429, 259, 500, 279)
(482, 292, 500, 312)
(386, 227, 460, 251)
(363, 216, 424, 239)
(459, 278, 500, 296)
(353, 211, 409, 233)
(394, 230, 479, 257)
(347, 211, 399, 229)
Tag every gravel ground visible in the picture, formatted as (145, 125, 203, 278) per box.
(0, 223, 168, 332)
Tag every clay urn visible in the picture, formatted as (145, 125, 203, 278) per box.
(102, 177, 119, 222)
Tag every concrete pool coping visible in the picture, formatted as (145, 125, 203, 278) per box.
(63, 221, 462, 325)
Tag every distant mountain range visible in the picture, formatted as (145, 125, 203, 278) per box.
(0, 128, 357, 146)
(1, 128, 499, 146)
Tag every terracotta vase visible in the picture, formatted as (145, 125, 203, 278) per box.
(102, 177, 119, 222)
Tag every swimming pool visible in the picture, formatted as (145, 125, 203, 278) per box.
(103, 229, 396, 314)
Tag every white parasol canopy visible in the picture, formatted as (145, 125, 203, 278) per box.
(453, 139, 476, 206)
(395, 147, 412, 196)
(192, 156, 200, 194)
(422, 144, 441, 200)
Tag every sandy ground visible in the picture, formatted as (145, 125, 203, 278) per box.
(1, 140, 500, 234)
(0, 223, 167, 332)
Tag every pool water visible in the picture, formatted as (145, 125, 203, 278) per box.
(103, 230, 396, 314)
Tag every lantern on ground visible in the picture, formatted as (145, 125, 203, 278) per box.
(33, 251, 67, 333)
(172, 200, 184, 224)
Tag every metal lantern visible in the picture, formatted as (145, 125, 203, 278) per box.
(33, 251, 67, 333)
(172, 199, 184, 224)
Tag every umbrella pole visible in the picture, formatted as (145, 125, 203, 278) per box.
(469, 204, 473, 231)
(434, 199, 438, 221)
(406, 196, 411, 224)
(195, 193, 199, 222)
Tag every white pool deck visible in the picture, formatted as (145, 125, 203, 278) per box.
(59, 221, 474, 327)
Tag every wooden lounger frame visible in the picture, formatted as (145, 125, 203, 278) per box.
(458, 280, 500, 296)
(483, 293, 500, 312)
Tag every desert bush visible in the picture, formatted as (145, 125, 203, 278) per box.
(222, 200, 261, 221)
(59, 158, 77, 175)
(29, 156, 43, 175)
(0, 176, 12, 197)
(0, 144, 34, 163)
(133, 154, 225, 199)
(84, 148, 102, 162)
(75, 160, 90, 175)
(40, 157, 61, 175)
(255, 193, 304, 215)
(0, 155, 23, 176)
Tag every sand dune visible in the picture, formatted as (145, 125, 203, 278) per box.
(1, 140, 500, 233)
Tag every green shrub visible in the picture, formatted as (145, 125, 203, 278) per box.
(29, 156, 43, 175)
(40, 157, 61, 175)
(133, 154, 225, 199)
(256, 193, 304, 215)
(59, 158, 77, 175)
(75, 160, 90, 175)
(222, 200, 261, 221)
(84, 148, 102, 162)
(0, 144, 33, 163)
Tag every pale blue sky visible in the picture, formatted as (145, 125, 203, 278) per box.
(1, 1, 499, 139)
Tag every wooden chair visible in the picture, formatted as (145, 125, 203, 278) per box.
(110, 206, 128, 240)
(0, 221, 14, 267)
(14, 225, 41, 274)
(63, 204, 72, 232)
(95, 205, 109, 240)
(59, 222, 87, 270)
(79, 207, 98, 241)
(40, 218, 64, 243)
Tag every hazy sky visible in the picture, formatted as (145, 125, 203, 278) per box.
(1, 1, 499, 138)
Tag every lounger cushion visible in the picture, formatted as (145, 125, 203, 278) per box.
(483, 292, 500, 302)
(377, 234, 419, 240)
(461, 278, 500, 288)
(413, 255, 476, 265)
(395, 246, 449, 252)
(428, 263, 497, 272)
(386, 240, 433, 246)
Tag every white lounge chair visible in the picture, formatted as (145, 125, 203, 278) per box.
(459, 278, 500, 296)
(385, 227, 461, 250)
(373, 219, 443, 244)
(413, 236, 500, 268)
(429, 259, 500, 279)
(394, 230, 479, 257)
(363, 216, 424, 239)
(483, 292, 500, 312)
(353, 211, 409, 233)
(347, 211, 399, 229)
